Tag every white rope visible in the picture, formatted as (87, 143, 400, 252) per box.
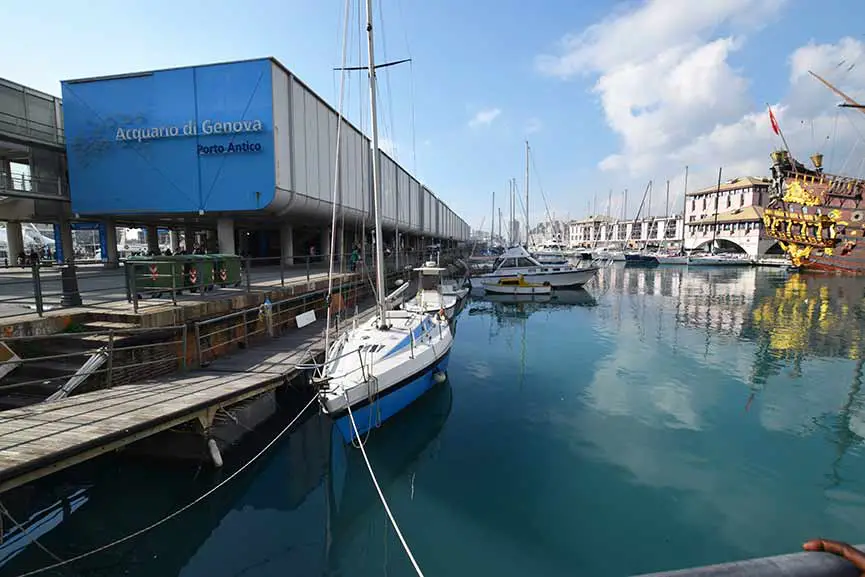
(345, 398, 425, 577)
(13, 395, 318, 577)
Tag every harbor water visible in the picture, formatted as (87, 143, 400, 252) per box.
(5, 265, 865, 576)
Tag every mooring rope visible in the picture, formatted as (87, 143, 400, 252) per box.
(12, 395, 318, 577)
(345, 397, 425, 577)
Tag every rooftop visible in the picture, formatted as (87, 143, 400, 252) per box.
(688, 205, 764, 226)
(686, 176, 770, 197)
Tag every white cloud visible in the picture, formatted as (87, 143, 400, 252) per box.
(535, 0, 865, 214)
(468, 107, 502, 129)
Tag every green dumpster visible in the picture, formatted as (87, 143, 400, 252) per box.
(209, 254, 242, 287)
(126, 256, 185, 299)
(184, 255, 215, 292)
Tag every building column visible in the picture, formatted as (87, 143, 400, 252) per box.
(205, 229, 218, 253)
(168, 230, 179, 252)
(146, 225, 159, 255)
(282, 224, 295, 264)
(183, 226, 196, 253)
(6, 222, 23, 264)
(57, 218, 81, 306)
(102, 220, 119, 268)
(216, 218, 235, 255)
(1, 159, 13, 191)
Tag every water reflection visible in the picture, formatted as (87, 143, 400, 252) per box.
(570, 266, 865, 565)
(6, 268, 865, 576)
(327, 382, 452, 576)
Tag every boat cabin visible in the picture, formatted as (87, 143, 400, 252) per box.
(414, 261, 447, 291)
(492, 246, 568, 273)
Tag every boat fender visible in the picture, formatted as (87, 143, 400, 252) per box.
(432, 370, 447, 384)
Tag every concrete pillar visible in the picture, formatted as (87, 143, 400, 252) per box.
(320, 227, 332, 258)
(183, 226, 195, 252)
(283, 224, 295, 264)
(216, 218, 235, 255)
(1, 159, 13, 191)
(102, 220, 119, 268)
(6, 222, 23, 264)
(205, 229, 218, 253)
(57, 218, 81, 306)
(146, 225, 159, 254)
(169, 230, 179, 252)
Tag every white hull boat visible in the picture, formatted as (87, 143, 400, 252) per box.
(310, 0, 454, 444)
(688, 254, 751, 266)
(474, 245, 598, 289)
(655, 254, 688, 265)
(320, 310, 453, 442)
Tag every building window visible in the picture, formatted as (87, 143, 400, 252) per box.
(739, 194, 744, 207)
(726, 196, 731, 208)
(703, 198, 707, 210)
(691, 199, 695, 212)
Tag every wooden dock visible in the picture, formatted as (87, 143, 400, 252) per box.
(0, 309, 371, 494)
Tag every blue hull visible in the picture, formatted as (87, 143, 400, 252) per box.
(333, 352, 451, 443)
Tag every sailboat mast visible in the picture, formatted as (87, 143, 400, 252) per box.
(365, 0, 387, 324)
(681, 165, 689, 254)
(665, 179, 670, 218)
(524, 141, 530, 247)
(324, 0, 352, 359)
(490, 191, 495, 246)
(711, 167, 723, 254)
(509, 179, 514, 245)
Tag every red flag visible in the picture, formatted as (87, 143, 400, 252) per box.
(768, 107, 780, 136)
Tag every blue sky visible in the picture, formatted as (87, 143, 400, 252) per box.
(3, 0, 865, 230)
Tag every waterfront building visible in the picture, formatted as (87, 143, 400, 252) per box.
(683, 176, 780, 257)
(566, 214, 685, 250)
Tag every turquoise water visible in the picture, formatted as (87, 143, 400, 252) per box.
(5, 266, 865, 576)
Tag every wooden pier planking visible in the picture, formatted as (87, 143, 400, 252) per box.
(0, 309, 356, 494)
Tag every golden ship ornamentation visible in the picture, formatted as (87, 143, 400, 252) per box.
(764, 72, 865, 273)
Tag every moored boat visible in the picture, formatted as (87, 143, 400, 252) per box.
(308, 0, 454, 444)
(401, 261, 460, 319)
(762, 72, 865, 273)
(654, 253, 688, 265)
(624, 253, 660, 267)
(472, 245, 598, 289)
(687, 253, 751, 267)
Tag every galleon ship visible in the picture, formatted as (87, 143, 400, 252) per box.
(763, 72, 865, 273)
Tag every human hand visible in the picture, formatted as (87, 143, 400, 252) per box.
(803, 539, 865, 576)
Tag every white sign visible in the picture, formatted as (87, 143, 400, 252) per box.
(115, 119, 263, 142)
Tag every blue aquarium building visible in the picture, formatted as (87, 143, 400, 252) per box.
(61, 58, 468, 261)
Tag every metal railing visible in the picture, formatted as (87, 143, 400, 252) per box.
(0, 325, 187, 404)
(193, 279, 370, 367)
(0, 247, 464, 320)
(0, 171, 68, 198)
(0, 109, 65, 146)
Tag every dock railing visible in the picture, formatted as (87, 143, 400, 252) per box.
(0, 245, 465, 320)
(0, 325, 188, 405)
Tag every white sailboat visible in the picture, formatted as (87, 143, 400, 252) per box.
(315, 0, 453, 444)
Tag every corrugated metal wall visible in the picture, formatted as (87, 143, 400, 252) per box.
(271, 61, 468, 239)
